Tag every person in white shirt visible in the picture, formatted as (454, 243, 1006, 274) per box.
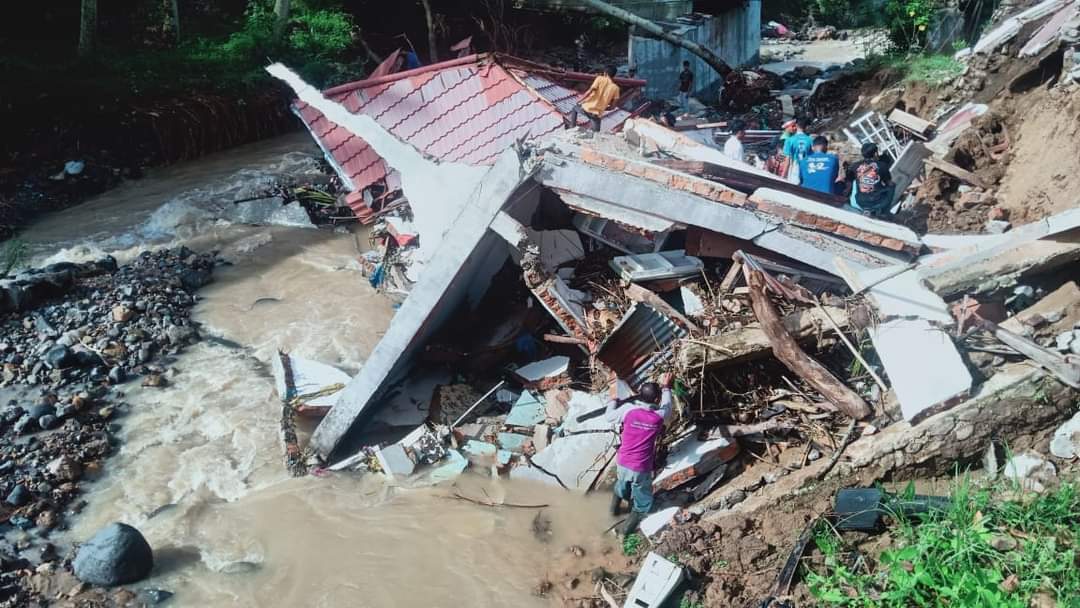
(723, 119, 746, 163)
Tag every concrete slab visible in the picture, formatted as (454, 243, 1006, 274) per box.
(653, 432, 739, 491)
(374, 443, 416, 480)
(513, 356, 570, 384)
(868, 319, 972, 421)
(505, 390, 547, 428)
(310, 159, 529, 458)
(623, 118, 783, 181)
(918, 207, 1080, 297)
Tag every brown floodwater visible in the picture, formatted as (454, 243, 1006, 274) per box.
(17, 133, 615, 606)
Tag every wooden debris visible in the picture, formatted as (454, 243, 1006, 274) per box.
(742, 266, 871, 419)
(680, 306, 849, 370)
(718, 260, 743, 294)
(887, 108, 935, 139)
(925, 157, 989, 189)
(624, 283, 702, 333)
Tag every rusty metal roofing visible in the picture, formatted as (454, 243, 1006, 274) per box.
(291, 54, 645, 217)
(596, 303, 686, 388)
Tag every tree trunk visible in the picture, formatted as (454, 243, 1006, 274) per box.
(164, 0, 181, 43)
(743, 267, 871, 420)
(420, 0, 439, 63)
(273, 0, 291, 42)
(577, 0, 731, 77)
(78, 0, 98, 57)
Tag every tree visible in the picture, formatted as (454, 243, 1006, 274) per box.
(576, 0, 731, 77)
(273, 0, 291, 42)
(163, 0, 181, 43)
(420, 0, 439, 62)
(78, 0, 98, 57)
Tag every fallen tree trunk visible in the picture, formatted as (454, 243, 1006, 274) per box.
(680, 306, 848, 370)
(743, 268, 871, 419)
(577, 0, 732, 77)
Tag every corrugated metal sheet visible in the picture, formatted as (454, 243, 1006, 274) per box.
(292, 55, 643, 217)
(631, 2, 762, 100)
(596, 304, 686, 388)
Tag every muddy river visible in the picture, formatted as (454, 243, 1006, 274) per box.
(19, 134, 613, 606)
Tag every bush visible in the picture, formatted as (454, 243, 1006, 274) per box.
(885, 0, 941, 51)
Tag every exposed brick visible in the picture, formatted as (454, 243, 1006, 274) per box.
(879, 238, 905, 251)
(836, 224, 860, 240)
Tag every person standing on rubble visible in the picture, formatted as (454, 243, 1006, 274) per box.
(677, 60, 694, 111)
(605, 372, 674, 534)
(798, 136, 841, 194)
(845, 142, 895, 216)
(783, 117, 814, 163)
(723, 120, 747, 163)
(567, 65, 621, 133)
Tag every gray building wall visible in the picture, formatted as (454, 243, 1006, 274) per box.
(630, 1, 762, 102)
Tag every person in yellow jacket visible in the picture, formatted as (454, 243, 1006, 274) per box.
(567, 65, 621, 132)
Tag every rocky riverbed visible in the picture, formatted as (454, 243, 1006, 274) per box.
(0, 248, 218, 606)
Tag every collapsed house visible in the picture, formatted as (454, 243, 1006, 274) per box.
(266, 38, 1080, 524)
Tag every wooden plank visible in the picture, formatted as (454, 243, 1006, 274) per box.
(718, 259, 743, 294)
(887, 108, 935, 139)
(924, 157, 988, 189)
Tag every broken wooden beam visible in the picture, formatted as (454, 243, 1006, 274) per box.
(975, 317, 1080, 389)
(624, 283, 702, 333)
(680, 305, 849, 370)
(543, 333, 588, 346)
(924, 157, 988, 189)
(742, 266, 871, 419)
(718, 259, 743, 294)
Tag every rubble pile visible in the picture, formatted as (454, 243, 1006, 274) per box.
(0, 248, 218, 606)
(263, 5, 1080, 599)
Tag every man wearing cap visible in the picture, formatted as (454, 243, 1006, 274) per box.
(605, 372, 674, 534)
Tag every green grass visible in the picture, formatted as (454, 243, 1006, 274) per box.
(901, 54, 966, 85)
(623, 532, 644, 556)
(805, 478, 1080, 607)
(860, 52, 966, 86)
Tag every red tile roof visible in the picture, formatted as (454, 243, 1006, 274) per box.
(292, 54, 646, 218)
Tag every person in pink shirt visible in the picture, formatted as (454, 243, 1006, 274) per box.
(604, 372, 674, 534)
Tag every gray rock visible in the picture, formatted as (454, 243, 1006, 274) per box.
(43, 345, 73, 369)
(1050, 412, 1080, 459)
(141, 589, 174, 604)
(13, 415, 33, 434)
(1003, 451, 1057, 492)
(29, 403, 54, 420)
(164, 325, 195, 345)
(38, 414, 59, 430)
(108, 366, 126, 384)
(5, 484, 30, 507)
(73, 523, 154, 587)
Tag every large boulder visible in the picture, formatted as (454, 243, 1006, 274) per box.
(73, 523, 154, 587)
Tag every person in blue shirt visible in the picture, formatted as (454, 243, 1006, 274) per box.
(799, 136, 840, 194)
(782, 117, 814, 164)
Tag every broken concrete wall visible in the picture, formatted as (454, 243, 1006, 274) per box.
(310, 159, 534, 458)
(630, 4, 762, 100)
